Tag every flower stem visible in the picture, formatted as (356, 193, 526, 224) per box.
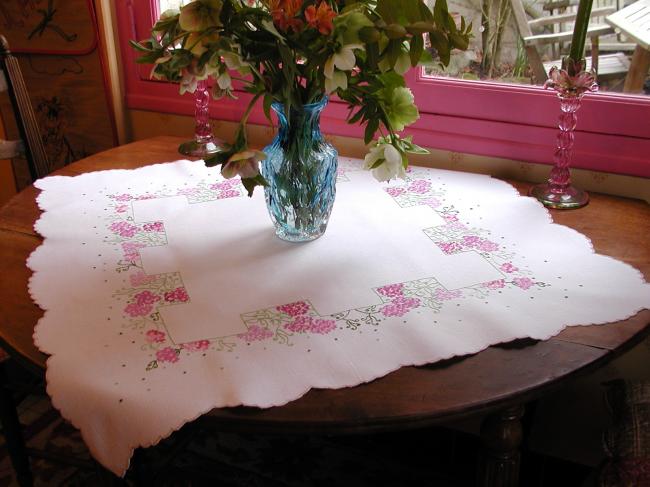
(569, 0, 593, 62)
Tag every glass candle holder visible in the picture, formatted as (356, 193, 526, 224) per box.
(178, 79, 223, 158)
(530, 58, 598, 209)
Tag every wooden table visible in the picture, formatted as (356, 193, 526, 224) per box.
(1, 136, 649, 486)
(606, 0, 650, 93)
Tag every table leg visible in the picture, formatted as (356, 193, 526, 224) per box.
(0, 363, 33, 487)
(477, 404, 524, 487)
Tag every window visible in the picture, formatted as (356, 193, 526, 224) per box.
(115, 1, 650, 177)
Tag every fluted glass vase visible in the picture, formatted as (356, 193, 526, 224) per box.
(261, 97, 337, 242)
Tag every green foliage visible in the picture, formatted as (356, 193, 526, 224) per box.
(132, 0, 471, 190)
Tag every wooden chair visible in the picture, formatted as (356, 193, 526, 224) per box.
(510, 0, 631, 82)
(0, 35, 50, 182)
(0, 38, 51, 487)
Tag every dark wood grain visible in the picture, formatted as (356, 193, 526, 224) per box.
(0, 136, 648, 432)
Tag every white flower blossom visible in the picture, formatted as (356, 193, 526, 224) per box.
(325, 70, 347, 93)
(324, 43, 363, 78)
(216, 70, 233, 90)
(363, 142, 405, 182)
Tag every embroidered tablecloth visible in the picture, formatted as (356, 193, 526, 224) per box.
(28, 158, 650, 475)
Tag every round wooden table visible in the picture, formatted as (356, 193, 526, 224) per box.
(1, 136, 649, 486)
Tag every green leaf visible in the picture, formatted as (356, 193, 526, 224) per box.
(129, 40, 151, 52)
(433, 0, 451, 29)
(358, 26, 381, 43)
(409, 34, 424, 66)
(381, 86, 419, 131)
(366, 42, 380, 69)
(263, 93, 273, 122)
(348, 107, 365, 125)
(419, 48, 434, 65)
(385, 23, 407, 39)
(370, 157, 385, 169)
(386, 39, 401, 68)
(146, 360, 158, 371)
(417, 1, 435, 23)
(241, 174, 268, 197)
(378, 71, 406, 91)
(406, 21, 435, 35)
(376, 0, 398, 24)
(204, 149, 232, 167)
(449, 31, 469, 51)
(260, 20, 286, 42)
(364, 118, 379, 145)
(429, 30, 451, 66)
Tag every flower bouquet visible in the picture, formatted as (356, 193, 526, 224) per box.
(132, 0, 470, 240)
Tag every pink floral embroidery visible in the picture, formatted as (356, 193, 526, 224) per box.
(177, 187, 200, 197)
(126, 292, 161, 317)
(136, 194, 156, 200)
(381, 297, 420, 317)
(114, 194, 133, 202)
(477, 239, 499, 252)
(143, 222, 164, 232)
(156, 347, 179, 363)
(424, 197, 441, 208)
(483, 279, 505, 289)
(219, 189, 240, 199)
(164, 287, 190, 303)
(145, 329, 166, 343)
(384, 187, 405, 197)
(407, 179, 431, 194)
(210, 179, 238, 191)
(182, 340, 210, 352)
(122, 242, 146, 261)
(437, 242, 463, 254)
(377, 283, 404, 298)
(442, 214, 459, 223)
(276, 301, 310, 316)
(500, 262, 518, 273)
(284, 315, 313, 333)
(129, 271, 156, 287)
(134, 290, 161, 305)
(434, 288, 462, 300)
(116, 204, 129, 213)
(125, 302, 153, 317)
(462, 235, 481, 247)
(309, 318, 336, 334)
(237, 325, 274, 341)
(110, 221, 139, 238)
(283, 316, 337, 334)
(512, 277, 534, 290)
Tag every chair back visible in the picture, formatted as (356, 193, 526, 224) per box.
(0, 35, 50, 181)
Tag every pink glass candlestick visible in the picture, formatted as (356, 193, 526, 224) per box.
(178, 79, 223, 158)
(530, 59, 598, 209)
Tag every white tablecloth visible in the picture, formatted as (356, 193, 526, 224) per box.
(28, 158, 650, 475)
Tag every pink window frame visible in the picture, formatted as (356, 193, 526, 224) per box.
(116, 0, 650, 178)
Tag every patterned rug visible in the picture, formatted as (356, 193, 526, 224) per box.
(0, 394, 471, 486)
(0, 395, 599, 486)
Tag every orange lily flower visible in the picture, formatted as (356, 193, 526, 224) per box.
(269, 0, 304, 33)
(305, 2, 336, 35)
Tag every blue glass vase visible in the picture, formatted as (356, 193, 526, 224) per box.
(262, 97, 338, 242)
